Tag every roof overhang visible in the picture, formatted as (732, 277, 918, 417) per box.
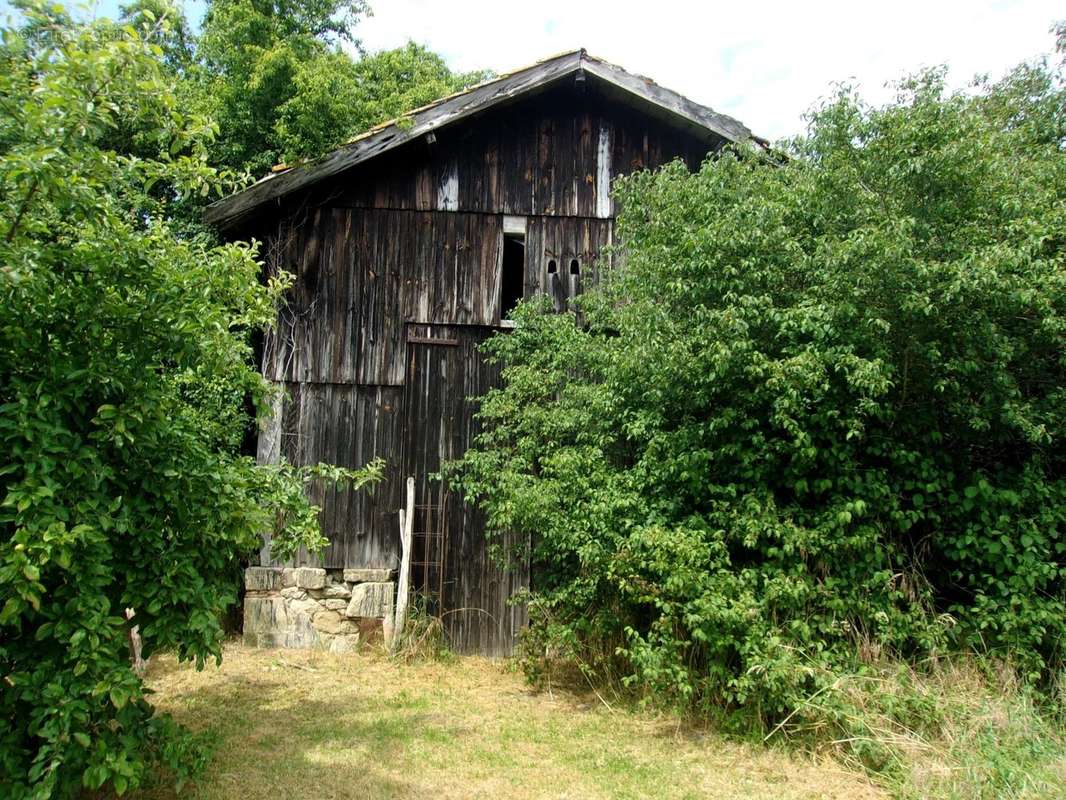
(205, 49, 761, 230)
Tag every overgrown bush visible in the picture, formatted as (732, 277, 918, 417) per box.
(451, 50, 1066, 724)
(0, 6, 377, 796)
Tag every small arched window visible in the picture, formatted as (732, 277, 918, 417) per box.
(547, 259, 557, 274)
(569, 258, 580, 275)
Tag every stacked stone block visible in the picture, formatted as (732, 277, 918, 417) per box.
(243, 566, 395, 653)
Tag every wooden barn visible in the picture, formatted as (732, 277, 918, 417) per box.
(207, 49, 760, 656)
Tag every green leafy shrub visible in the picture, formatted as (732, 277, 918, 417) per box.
(451, 53, 1066, 724)
(0, 6, 377, 796)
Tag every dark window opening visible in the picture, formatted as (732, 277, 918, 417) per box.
(547, 259, 557, 274)
(569, 258, 580, 275)
(501, 233, 525, 319)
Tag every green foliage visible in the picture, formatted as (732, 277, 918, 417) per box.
(275, 41, 491, 162)
(263, 457, 384, 563)
(345, 42, 490, 127)
(451, 51, 1066, 726)
(0, 5, 378, 796)
(197, 1, 489, 172)
(72, 0, 491, 183)
(120, 0, 197, 74)
(195, 0, 367, 173)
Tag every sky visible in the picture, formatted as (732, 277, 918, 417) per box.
(353, 0, 1062, 141)
(4, 0, 1061, 141)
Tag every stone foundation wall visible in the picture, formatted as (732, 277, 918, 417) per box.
(243, 566, 395, 653)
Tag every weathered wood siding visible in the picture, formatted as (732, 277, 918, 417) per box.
(253, 84, 718, 654)
(260, 207, 613, 386)
(267, 382, 404, 568)
(326, 89, 711, 218)
(526, 216, 612, 304)
(205, 50, 752, 230)
(262, 209, 502, 386)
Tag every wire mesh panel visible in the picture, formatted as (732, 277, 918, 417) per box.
(410, 496, 448, 616)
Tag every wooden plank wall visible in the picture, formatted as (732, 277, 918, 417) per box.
(260, 208, 614, 396)
(257, 209, 614, 577)
(270, 381, 404, 568)
(262, 208, 502, 386)
(328, 89, 714, 219)
(526, 217, 613, 306)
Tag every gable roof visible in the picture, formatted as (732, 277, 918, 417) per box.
(205, 49, 762, 229)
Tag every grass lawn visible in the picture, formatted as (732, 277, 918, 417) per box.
(131, 641, 885, 800)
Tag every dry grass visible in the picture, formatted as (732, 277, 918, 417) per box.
(130, 641, 885, 800)
(835, 661, 1066, 800)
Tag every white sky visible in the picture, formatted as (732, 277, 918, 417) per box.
(355, 0, 1063, 142)
(2, 0, 1059, 142)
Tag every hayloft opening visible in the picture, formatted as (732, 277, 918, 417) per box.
(501, 232, 525, 320)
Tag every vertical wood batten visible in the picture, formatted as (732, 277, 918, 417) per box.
(596, 122, 612, 218)
(322, 89, 710, 218)
(266, 381, 404, 569)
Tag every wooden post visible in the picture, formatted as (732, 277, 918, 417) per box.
(383, 508, 402, 649)
(391, 477, 415, 653)
(125, 608, 146, 676)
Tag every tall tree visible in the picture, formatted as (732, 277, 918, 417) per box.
(196, 0, 369, 173)
(0, 5, 378, 796)
(192, 0, 489, 176)
(275, 41, 491, 162)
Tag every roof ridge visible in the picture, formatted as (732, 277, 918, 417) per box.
(206, 49, 759, 229)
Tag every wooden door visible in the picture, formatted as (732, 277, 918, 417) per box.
(402, 329, 460, 617)
(402, 323, 529, 655)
